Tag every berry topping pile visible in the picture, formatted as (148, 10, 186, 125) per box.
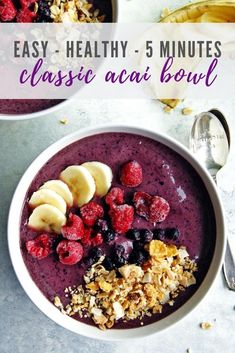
(26, 159, 178, 272)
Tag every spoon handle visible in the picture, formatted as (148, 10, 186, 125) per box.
(213, 175, 235, 291)
(223, 239, 235, 291)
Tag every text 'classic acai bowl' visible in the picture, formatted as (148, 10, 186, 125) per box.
(8, 125, 225, 340)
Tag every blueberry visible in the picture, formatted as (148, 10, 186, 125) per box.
(102, 257, 114, 271)
(89, 247, 103, 262)
(133, 241, 144, 250)
(140, 229, 153, 243)
(153, 228, 166, 240)
(83, 256, 95, 268)
(165, 228, 180, 240)
(95, 219, 109, 233)
(103, 229, 116, 243)
(114, 245, 125, 257)
(126, 229, 141, 241)
(38, 1, 49, 11)
(35, 17, 48, 22)
(37, 0, 52, 22)
(114, 255, 127, 268)
(129, 250, 148, 265)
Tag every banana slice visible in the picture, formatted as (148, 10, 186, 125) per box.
(29, 189, 67, 214)
(28, 204, 67, 234)
(60, 165, 96, 207)
(82, 161, 113, 197)
(40, 180, 73, 207)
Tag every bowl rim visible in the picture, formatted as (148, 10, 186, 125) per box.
(7, 124, 226, 341)
(0, 0, 119, 121)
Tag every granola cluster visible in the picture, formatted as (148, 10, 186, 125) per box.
(49, 0, 105, 23)
(54, 240, 197, 330)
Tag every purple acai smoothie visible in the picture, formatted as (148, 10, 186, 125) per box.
(20, 132, 216, 328)
(0, 99, 63, 115)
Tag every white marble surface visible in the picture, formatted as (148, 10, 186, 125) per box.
(0, 1, 235, 352)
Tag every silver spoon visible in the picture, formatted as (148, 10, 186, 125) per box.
(190, 109, 235, 291)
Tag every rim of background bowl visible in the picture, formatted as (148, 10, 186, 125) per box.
(0, 0, 119, 121)
(8, 124, 226, 341)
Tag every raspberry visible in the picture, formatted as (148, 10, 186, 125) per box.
(91, 233, 103, 246)
(80, 202, 104, 227)
(16, 8, 37, 22)
(20, 0, 37, 9)
(109, 204, 134, 234)
(26, 234, 53, 260)
(120, 160, 143, 188)
(149, 196, 170, 223)
(81, 228, 92, 246)
(0, 0, 17, 21)
(133, 191, 152, 219)
(134, 192, 170, 224)
(56, 240, 83, 265)
(61, 213, 84, 241)
(105, 187, 124, 208)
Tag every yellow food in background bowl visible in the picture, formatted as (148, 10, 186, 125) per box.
(160, 0, 235, 23)
(160, 0, 235, 108)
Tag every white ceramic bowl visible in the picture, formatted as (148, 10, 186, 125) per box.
(0, 0, 119, 121)
(8, 125, 225, 340)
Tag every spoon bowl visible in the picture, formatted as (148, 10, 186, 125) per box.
(190, 111, 230, 179)
(190, 110, 235, 291)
